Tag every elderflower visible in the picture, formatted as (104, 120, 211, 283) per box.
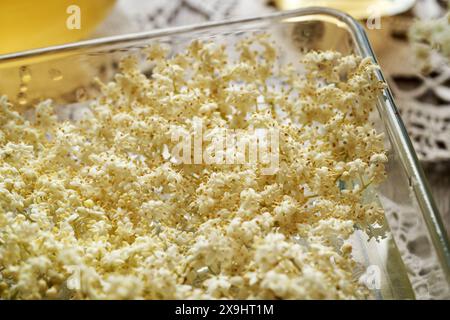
(0, 35, 387, 300)
(410, 9, 450, 73)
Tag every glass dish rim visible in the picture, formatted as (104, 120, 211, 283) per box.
(0, 6, 449, 282)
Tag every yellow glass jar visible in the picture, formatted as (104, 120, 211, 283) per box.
(0, 0, 116, 54)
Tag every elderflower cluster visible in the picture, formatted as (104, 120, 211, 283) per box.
(0, 35, 387, 299)
(410, 9, 450, 73)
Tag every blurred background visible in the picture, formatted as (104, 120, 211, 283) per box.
(0, 0, 449, 234)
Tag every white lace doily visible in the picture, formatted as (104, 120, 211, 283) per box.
(381, 194, 449, 299)
(94, 0, 271, 36)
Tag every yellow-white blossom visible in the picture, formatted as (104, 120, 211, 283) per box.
(0, 35, 387, 299)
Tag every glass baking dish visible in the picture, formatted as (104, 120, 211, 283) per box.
(0, 7, 449, 300)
